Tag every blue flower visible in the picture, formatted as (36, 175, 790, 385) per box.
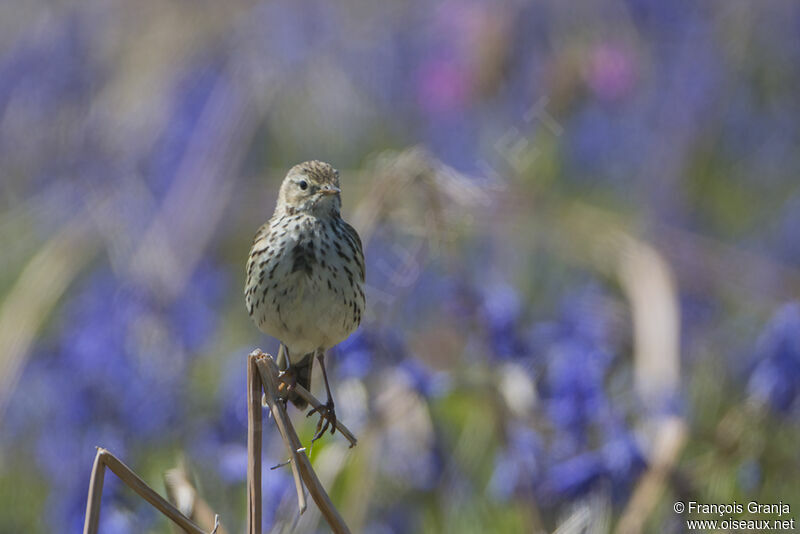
(395, 358, 450, 399)
(334, 328, 374, 380)
(489, 427, 543, 500)
(144, 61, 225, 195)
(540, 452, 605, 502)
(600, 430, 647, 501)
(217, 443, 249, 483)
(747, 302, 800, 414)
(481, 282, 530, 360)
(525, 286, 645, 502)
(169, 263, 227, 352)
(6, 257, 225, 529)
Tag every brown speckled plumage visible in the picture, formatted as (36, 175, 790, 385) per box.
(245, 161, 365, 419)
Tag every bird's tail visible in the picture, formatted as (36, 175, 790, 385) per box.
(276, 347, 313, 409)
(289, 353, 313, 409)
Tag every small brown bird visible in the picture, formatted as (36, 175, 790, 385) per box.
(245, 161, 365, 439)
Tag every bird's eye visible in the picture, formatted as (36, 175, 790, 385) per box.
(298, 180, 308, 191)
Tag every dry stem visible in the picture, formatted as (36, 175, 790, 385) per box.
(247, 354, 263, 534)
(250, 350, 353, 534)
(164, 459, 228, 534)
(82, 448, 211, 534)
(84, 350, 354, 534)
(256, 353, 307, 515)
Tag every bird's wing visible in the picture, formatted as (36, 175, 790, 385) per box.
(342, 220, 365, 282)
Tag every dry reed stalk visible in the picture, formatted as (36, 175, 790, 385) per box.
(251, 350, 353, 534)
(82, 448, 215, 534)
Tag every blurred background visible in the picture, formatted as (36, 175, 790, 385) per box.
(1, 0, 799, 532)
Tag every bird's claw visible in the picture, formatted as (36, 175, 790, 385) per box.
(306, 400, 336, 441)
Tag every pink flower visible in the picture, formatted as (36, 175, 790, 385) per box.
(585, 43, 636, 101)
(417, 57, 470, 114)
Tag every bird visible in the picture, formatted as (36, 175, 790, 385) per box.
(245, 160, 365, 440)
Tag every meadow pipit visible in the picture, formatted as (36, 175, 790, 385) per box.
(245, 161, 365, 439)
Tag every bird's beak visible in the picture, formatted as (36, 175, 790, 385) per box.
(319, 186, 341, 196)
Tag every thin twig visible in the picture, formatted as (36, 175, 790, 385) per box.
(247, 354, 263, 534)
(83, 447, 106, 534)
(164, 459, 229, 534)
(102, 451, 208, 533)
(270, 459, 292, 470)
(255, 352, 307, 514)
(254, 351, 353, 534)
(82, 448, 209, 534)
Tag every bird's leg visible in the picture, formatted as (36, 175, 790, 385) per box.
(263, 345, 288, 407)
(276, 343, 289, 372)
(275, 344, 297, 406)
(306, 349, 337, 440)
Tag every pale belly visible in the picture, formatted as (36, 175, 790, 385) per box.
(246, 213, 365, 363)
(253, 270, 361, 361)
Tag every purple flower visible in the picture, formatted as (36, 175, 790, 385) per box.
(394, 358, 450, 399)
(5, 257, 225, 529)
(540, 428, 643, 503)
(144, 62, 224, 195)
(747, 303, 800, 414)
(219, 359, 250, 429)
(524, 286, 646, 502)
(479, 281, 530, 360)
(601, 430, 646, 500)
(334, 328, 374, 380)
(170, 263, 227, 351)
(416, 56, 470, 115)
(584, 43, 637, 102)
(489, 427, 543, 500)
(540, 452, 606, 501)
(218, 443, 249, 483)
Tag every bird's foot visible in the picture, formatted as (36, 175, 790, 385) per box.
(277, 368, 297, 398)
(307, 399, 336, 441)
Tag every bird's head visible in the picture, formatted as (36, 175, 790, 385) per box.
(276, 160, 342, 217)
